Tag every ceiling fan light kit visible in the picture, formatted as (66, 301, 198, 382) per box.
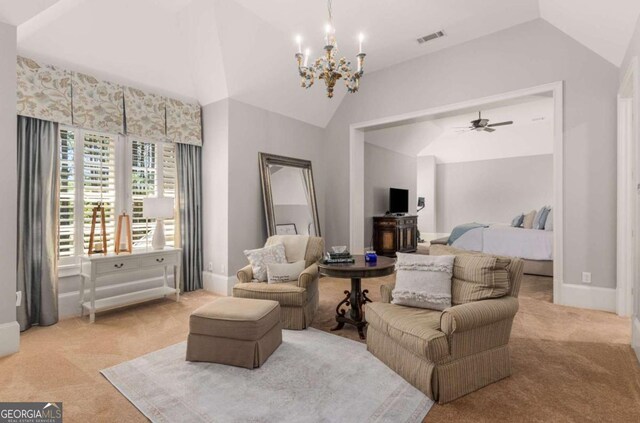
(294, 0, 366, 98)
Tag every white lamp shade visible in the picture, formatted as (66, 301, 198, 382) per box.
(143, 197, 175, 219)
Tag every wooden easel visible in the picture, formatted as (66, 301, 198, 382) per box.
(115, 211, 133, 254)
(88, 202, 107, 256)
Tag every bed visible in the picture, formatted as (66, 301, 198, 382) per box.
(431, 224, 554, 277)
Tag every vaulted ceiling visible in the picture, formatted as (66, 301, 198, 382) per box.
(1, 0, 639, 128)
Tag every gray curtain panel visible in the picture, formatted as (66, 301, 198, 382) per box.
(176, 143, 203, 292)
(17, 116, 59, 331)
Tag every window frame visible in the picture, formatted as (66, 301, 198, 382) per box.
(127, 137, 178, 250)
(57, 126, 178, 267)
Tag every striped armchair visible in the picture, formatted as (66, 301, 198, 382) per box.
(234, 236, 324, 330)
(365, 245, 523, 404)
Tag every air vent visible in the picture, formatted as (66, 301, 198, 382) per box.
(417, 30, 445, 44)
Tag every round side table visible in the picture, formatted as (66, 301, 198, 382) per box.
(318, 255, 396, 339)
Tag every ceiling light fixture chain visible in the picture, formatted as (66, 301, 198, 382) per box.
(294, 0, 366, 98)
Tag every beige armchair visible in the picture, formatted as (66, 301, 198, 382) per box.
(365, 245, 523, 404)
(234, 236, 324, 330)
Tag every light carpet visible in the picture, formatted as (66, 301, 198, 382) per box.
(101, 327, 433, 423)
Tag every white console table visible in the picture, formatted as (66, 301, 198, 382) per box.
(80, 248, 181, 323)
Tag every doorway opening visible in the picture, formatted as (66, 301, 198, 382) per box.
(349, 82, 564, 304)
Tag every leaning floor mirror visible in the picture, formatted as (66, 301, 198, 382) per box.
(259, 152, 321, 237)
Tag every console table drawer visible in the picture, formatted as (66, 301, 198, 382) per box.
(96, 259, 140, 275)
(139, 253, 178, 268)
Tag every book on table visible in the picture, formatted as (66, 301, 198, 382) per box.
(324, 251, 355, 264)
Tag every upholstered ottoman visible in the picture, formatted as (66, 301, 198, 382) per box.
(186, 297, 282, 369)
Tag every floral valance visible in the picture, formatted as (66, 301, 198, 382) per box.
(16, 56, 202, 146)
(167, 99, 202, 146)
(17, 57, 72, 125)
(72, 72, 124, 134)
(124, 87, 166, 140)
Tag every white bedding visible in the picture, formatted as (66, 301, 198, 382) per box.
(451, 224, 553, 261)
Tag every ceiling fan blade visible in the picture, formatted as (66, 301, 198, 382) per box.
(483, 127, 496, 132)
(487, 121, 513, 127)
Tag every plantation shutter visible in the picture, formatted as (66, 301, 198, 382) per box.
(82, 132, 117, 253)
(131, 140, 157, 248)
(161, 143, 178, 247)
(58, 129, 76, 258)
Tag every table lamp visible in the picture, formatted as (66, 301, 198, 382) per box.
(143, 197, 175, 250)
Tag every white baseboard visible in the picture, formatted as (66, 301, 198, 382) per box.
(58, 275, 173, 319)
(633, 317, 640, 365)
(0, 321, 20, 357)
(203, 271, 235, 296)
(559, 283, 617, 313)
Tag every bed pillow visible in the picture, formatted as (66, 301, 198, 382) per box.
(267, 260, 306, 284)
(391, 253, 455, 310)
(544, 209, 553, 231)
(511, 213, 524, 227)
(538, 207, 551, 230)
(532, 207, 547, 229)
(523, 210, 537, 229)
(243, 243, 287, 282)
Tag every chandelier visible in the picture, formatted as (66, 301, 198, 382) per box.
(294, 0, 366, 98)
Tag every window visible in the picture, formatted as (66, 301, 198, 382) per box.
(82, 132, 117, 253)
(58, 128, 177, 263)
(130, 140, 177, 249)
(58, 129, 76, 258)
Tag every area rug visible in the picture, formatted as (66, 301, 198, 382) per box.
(101, 328, 432, 422)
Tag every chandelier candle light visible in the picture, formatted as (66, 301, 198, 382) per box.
(295, 0, 366, 98)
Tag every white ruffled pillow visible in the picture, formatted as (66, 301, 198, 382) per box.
(392, 253, 455, 310)
(243, 243, 287, 282)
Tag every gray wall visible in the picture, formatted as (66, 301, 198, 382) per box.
(436, 155, 553, 232)
(363, 143, 417, 247)
(0, 22, 17, 353)
(324, 19, 619, 288)
(202, 99, 230, 277)
(226, 99, 325, 274)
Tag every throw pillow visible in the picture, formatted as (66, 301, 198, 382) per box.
(451, 255, 510, 304)
(391, 253, 455, 310)
(265, 235, 309, 263)
(429, 244, 516, 302)
(267, 260, 306, 284)
(544, 209, 554, 231)
(511, 213, 524, 227)
(243, 243, 287, 282)
(523, 210, 537, 229)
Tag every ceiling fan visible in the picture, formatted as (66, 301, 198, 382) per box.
(456, 111, 513, 133)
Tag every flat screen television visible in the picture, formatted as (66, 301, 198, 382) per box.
(389, 188, 409, 214)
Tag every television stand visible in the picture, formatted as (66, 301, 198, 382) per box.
(373, 215, 417, 257)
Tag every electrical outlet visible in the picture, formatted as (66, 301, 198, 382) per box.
(582, 272, 591, 284)
(16, 291, 22, 307)
(207, 262, 213, 272)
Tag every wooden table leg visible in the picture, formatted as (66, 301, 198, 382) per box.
(331, 277, 369, 340)
(79, 274, 86, 317)
(90, 276, 96, 324)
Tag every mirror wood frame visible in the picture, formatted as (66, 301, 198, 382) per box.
(259, 152, 321, 237)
